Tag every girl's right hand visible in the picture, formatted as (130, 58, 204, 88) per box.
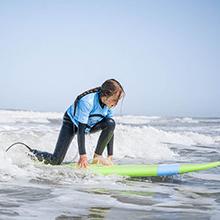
(78, 154, 89, 168)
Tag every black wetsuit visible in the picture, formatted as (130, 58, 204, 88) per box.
(33, 98, 115, 165)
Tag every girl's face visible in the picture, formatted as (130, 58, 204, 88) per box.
(101, 92, 121, 108)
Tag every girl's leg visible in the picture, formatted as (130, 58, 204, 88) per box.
(90, 118, 115, 156)
(107, 134, 114, 156)
(34, 112, 77, 165)
(52, 113, 77, 164)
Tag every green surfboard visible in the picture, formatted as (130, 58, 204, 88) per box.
(65, 161, 220, 177)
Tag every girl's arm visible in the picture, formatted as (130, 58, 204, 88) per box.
(77, 122, 89, 168)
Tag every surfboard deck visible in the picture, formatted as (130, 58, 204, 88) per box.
(64, 161, 220, 177)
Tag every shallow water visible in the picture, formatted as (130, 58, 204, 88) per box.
(0, 110, 220, 219)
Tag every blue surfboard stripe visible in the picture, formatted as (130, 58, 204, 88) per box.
(157, 164, 180, 176)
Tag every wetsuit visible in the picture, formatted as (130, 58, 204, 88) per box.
(33, 90, 115, 165)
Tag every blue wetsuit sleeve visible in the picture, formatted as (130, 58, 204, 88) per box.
(77, 122, 87, 155)
(75, 99, 93, 124)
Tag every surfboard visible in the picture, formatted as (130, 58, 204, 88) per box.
(65, 161, 220, 177)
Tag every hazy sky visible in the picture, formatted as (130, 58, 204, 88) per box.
(0, 0, 219, 117)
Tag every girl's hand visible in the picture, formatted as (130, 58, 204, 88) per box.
(107, 155, 113, 166)
(78, 154, 89, 168)
(92, 154, 113, 166)
(107, 155, 113, 161)
(107, 155, 114, 165)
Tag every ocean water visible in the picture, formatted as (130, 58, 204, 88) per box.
(0, 110, 220, 220)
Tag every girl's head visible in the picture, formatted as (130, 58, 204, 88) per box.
(100, 79, 125, 108)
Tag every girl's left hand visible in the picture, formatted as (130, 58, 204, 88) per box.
(92, 154, 113, 166)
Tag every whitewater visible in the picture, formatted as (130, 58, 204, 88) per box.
(0, 110, 220, 219)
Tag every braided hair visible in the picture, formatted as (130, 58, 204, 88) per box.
(73, 87, 101, 115)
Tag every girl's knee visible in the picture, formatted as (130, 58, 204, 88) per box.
(50, 156, 63, 165)
(105, 118, 116, 130)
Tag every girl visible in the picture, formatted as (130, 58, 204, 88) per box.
(33, 79, 125, 168)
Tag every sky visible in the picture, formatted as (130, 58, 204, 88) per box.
(0, 0, 219, 117)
